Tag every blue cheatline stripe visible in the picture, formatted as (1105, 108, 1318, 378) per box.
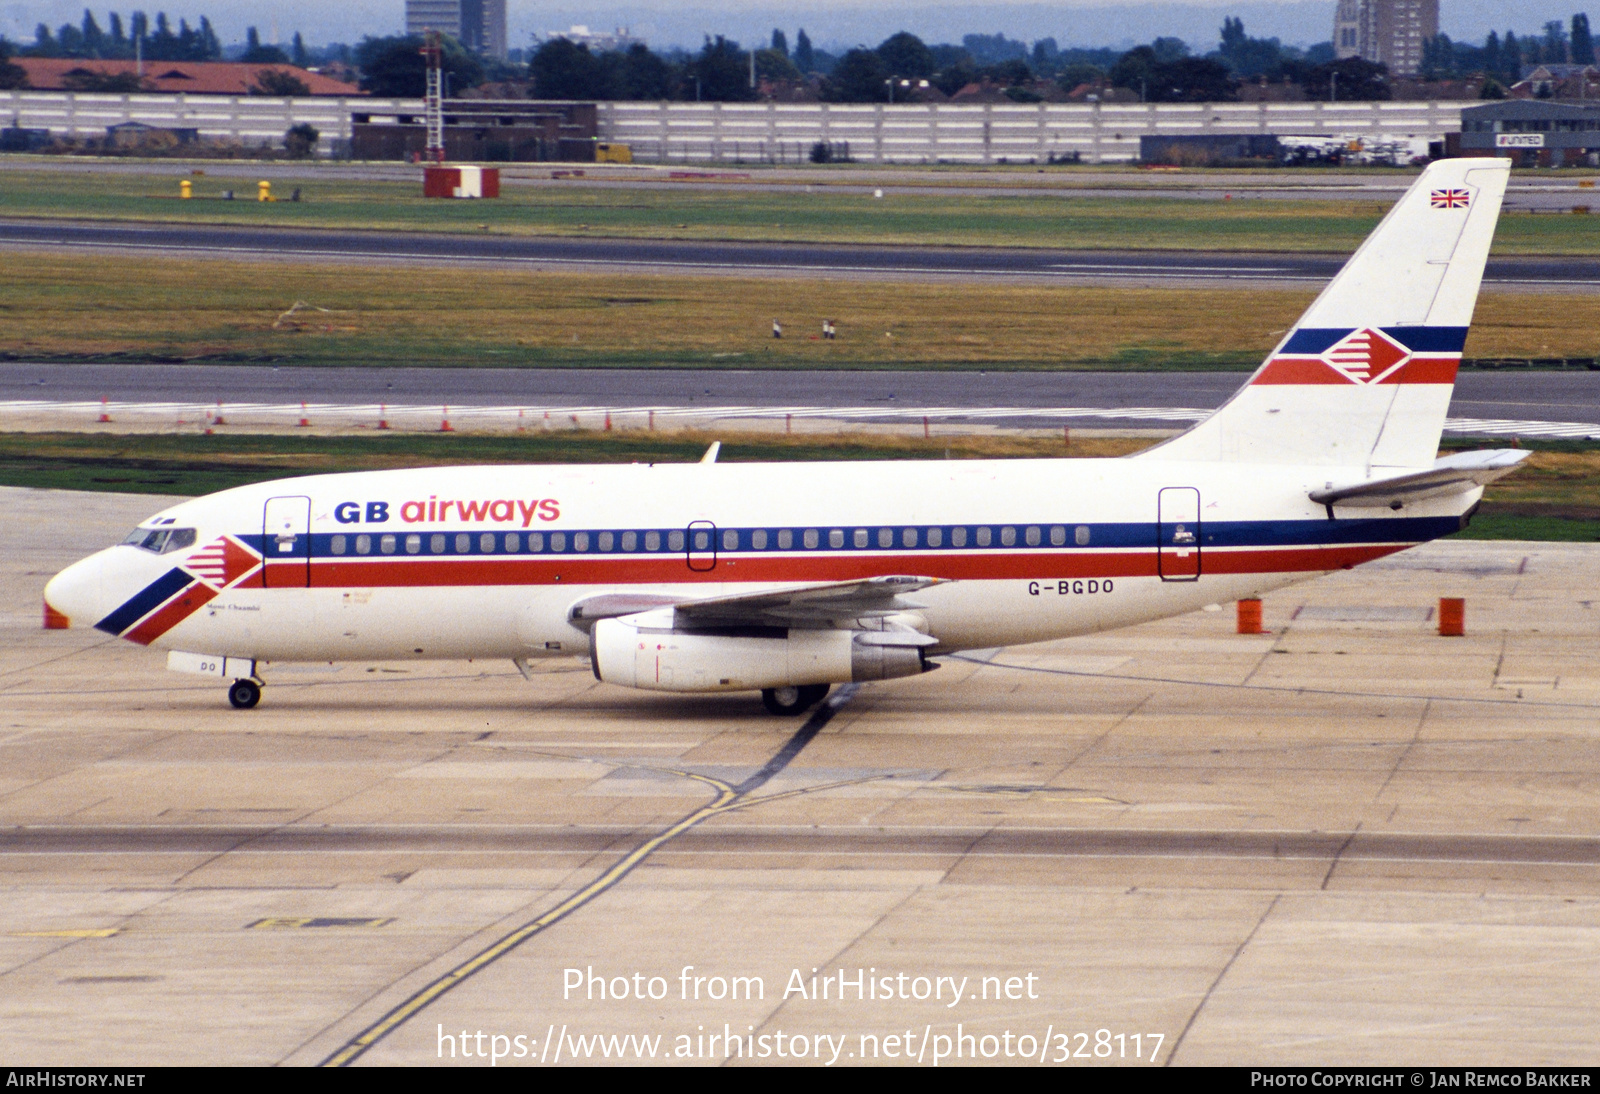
(95, 567, 193, 636)
(240, 515, 1465, 565)
(1279, 327, 1469, 355)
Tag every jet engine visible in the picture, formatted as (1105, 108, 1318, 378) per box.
(590, 609, 934, 693)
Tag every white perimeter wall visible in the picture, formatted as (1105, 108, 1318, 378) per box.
(599, 100, 1462, 165)
(0, 92, 1462, 164)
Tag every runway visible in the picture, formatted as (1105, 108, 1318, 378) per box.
(0, 218, 1595, 288)
(4, 364, 1599, 439)
(4, 486, 1600, 1065)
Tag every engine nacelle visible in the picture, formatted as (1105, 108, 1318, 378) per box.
(591, 614, 930, 693)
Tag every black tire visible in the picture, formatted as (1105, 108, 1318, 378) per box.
(761, 683, 829, 716)
(228, 678, 261, 709)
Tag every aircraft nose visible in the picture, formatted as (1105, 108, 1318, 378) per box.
(43, 553, 107, 630)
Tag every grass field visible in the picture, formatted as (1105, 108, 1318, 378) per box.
(3, 432, 1594, 542)
(0, 252, 1590, 370)
(0, 166, 1592, 255)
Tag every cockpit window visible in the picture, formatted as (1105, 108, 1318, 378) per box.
(122, 527, 197, 554)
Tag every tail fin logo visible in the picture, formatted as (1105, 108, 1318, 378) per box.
(1430, 188, 1471, 209)
(1322, 327, 1411, 384)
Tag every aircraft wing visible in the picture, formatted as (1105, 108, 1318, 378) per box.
(1310, 449, 1529, 508)
(567, 576, 943, 630)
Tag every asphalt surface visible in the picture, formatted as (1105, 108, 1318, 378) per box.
(4, 363, 1598, 431)
(0, 218, 1595, 287)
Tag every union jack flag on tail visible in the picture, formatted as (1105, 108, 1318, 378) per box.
(1431, 188, 1470, 209)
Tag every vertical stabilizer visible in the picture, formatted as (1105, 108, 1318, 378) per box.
(1140, 158, 1510, 468)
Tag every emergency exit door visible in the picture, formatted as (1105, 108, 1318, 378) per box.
(1157, 488, 1201, 581)
(262, 496, 311, 587)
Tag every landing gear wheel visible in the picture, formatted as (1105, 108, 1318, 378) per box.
(761, 683, 830, 716)
(227, 678, 261, 709)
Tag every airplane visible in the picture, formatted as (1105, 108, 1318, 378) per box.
(43, 158, 1523, 715)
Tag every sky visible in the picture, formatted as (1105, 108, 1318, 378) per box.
(0, 1, 1584, 54)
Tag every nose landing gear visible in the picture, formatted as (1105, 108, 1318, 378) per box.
(228, 677, 262, 709)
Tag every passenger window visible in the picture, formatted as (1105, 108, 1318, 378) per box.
(1075, 525, 1091, 546)
(722, 529, 738, 551)
(528, 532, 544, 552)
(927, 527, 943, 547)
(431, 533, 446, 553)
(976, 527, 992, 547)
(951, 527, 967, 547)
(877, 528, 892, 548)
(803, 529, 819, 549)
(778, 529, 793, 549)
(1001, 527, 1016, 546)
(380, 534, 396, 554)
(598, 531, 614, 551)
(405, 534, 421, 554)
(455, 533, 470, 553)
(331, 534, 346, 555)
(854, 529, 869, 549)
(751, 529, 768, 550)
(480, 532, 495, 553)
(1025, 526, 1040, 546)
(621, 531, 636, 551)
(506, 533, 520, 552)
(668, 530, 684, 551)
(550, 532, 566, 552)
(574, 532, 590, 551)
(693, 530, 709, 551)
(828, 529, 844, 548)
(356, 534, 371, 555)
(1050, 526, 1066, 546)
(645, 531, 661, 551)
(902, 527, 918, 548)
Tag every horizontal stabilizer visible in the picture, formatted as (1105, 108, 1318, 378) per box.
(1310, 449, 1529, 508)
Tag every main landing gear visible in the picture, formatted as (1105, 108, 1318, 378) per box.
(761, 683, 829, 716)
(228, 677, 262, 709)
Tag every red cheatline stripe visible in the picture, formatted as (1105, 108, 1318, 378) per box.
(303, 543, 1416, 589)
(122, 582, 217, 645)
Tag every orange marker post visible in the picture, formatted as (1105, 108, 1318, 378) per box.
(440, 405, 454, 432)
(1438, 597, 1465, 636)
(98, 397, 112, 424)
(298, 401, 310, 428)
(1236, 598, 1266, 634)
(377, 402, 389, 430)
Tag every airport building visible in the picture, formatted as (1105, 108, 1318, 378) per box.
(1333, 0, 1439, 76)
(1457, 99, 1600, 167)
(404, 0, 507, 60)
